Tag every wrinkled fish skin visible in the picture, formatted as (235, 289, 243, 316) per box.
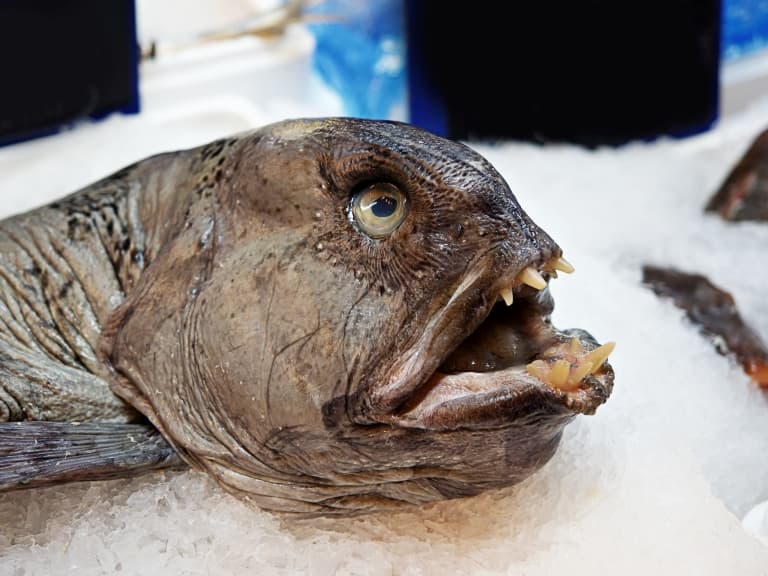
(0, 118, 613, 515)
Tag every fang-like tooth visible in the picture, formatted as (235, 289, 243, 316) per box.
(570, 361, 595, 384)
(526, 360, 549, 381)
(568, 337, 583, 355)
(527, 339, 615, 391)
(582, 341, 616, 372)
(519, 266, 547, 290)
(549, 359, 571, 388)
(500, 287, 514, 306)
(553, 256, 575, 274)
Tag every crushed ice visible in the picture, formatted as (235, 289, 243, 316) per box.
(2, 100, 768, 573)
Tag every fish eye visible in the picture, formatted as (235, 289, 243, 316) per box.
(350, 182, 408, 238)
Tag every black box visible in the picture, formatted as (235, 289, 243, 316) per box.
(406, 0, 722, 147)
(0, 0, 139, 147)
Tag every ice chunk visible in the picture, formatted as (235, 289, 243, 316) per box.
(743, 500, 768, 546)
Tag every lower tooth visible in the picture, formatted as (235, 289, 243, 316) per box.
(526, 340, 616, 390)
(526, 360, 549, 381)
(583, 342, 616, 370)
(570, 361, 595, 384)
(549, 359, 571, 388)
(568, 337, 583, 355)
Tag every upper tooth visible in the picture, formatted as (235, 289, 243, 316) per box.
(519, 266, 547, 290)
(500, 287, 514, 306)
(552, 256, 575, 274)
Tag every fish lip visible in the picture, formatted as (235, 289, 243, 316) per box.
(384, 335, 614, 431)
(360, 257, 615, 431)
(360, 261, 492, 420)
(391, 373, 612, 431)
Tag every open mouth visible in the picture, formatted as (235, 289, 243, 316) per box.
(371, 256, 615, 431)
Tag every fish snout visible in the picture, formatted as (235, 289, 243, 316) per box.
(486, 208, 566, 300)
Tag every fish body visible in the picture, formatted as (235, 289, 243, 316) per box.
(0, 118, 614, 515)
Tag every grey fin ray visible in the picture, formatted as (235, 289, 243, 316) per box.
(0, 421, 185, 491)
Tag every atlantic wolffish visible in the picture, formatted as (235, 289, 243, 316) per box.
(0, 118, 615, 515)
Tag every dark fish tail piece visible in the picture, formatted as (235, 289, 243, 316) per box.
(642, 264, 768, 387)
(0, 421, 185, 491)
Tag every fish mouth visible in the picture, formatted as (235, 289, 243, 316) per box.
(367, 255, 615, 431)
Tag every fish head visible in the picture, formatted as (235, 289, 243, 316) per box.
(104, 118, 614, 515)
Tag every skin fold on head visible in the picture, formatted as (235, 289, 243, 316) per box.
(0, 118, 615, 516)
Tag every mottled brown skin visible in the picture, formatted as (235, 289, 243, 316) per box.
(643, 265, 768, 387)
(0, 118, 613, 515)
(706, 128, 768, 221)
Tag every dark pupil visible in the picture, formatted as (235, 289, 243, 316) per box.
(370, 195, 397, 218)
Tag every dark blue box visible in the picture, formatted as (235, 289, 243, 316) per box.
(407, 0, 722, 147)
(0, 0, 139, 147)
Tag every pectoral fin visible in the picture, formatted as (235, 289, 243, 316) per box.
(0, 421, 185, 491)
